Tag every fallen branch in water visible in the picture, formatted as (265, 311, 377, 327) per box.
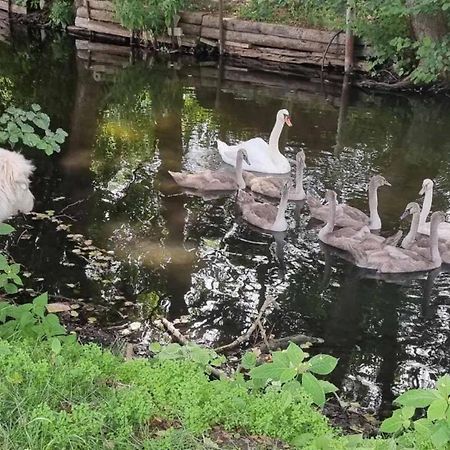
(214, 296, 276, 353)
(155, 317, 228, 380)
(258, 333, 324, 354)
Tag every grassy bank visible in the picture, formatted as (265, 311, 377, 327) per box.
(0, 338, 337, 449)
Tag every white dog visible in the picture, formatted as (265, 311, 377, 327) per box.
(0, 148, 35, 222)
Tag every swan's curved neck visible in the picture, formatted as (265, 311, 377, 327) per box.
(429, 215, 441, 264)
(273, 189, 289, 227)
(368, 183, 381, 229)
(320, 195, 336, 237)
(235, 153, 245, 189)
(420, 187, 433, 226)
(268, 118, 284, 154)
(295, 163, 305, 196)
(401, 210, 420, 249)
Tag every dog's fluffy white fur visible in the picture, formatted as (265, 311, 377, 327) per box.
(0, 148, 35, 221)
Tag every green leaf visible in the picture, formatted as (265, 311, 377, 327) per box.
(395, 388, 439, 408)
(414, 418, 432, 437)
(437, 374, 450, 398)
(427, 399, 448, 421)
(33, 293, 48, 310)
(250, 362, 297, 384)
(380, 415, 404, 434)
(241, 351, 257, 370)
(4, 283, 18, 294)
(302, 372, 325, 407)
(401, 405, 416, 419)
(0, 223, 15, 235)
(285, 342, 305, 366)
(31, 103, 41, 112)
(431, 422, 450, 448)
(51, 337, 62, 355)
(149, 342, 162, 353)
(319, 380, 338, 394)
(308, 354, 339, 375)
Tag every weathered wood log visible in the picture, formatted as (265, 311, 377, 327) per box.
(75, 16, 129, 38)
(179, 11, 205, 25)
(86, 0, 114, 12)
(203, 14, 349, 46)
(200, 25, 347, 55)
(0, 0, 26, 14)
(77, 6, 116, 23)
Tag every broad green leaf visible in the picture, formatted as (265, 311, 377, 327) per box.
(51, 337, 62, 355)
(427, 398, 448, 421)
(250, 362, 297, 384)
(401, 405, 416, 419)
(414, 418, 432, 437)
(380, 415, 404, 433)
(0, 223, 15, 235)
(241, 351, 257, 370)
(285, 342, 305, 366)
(302, 372, 325, 407)
(308, 354, 339, 375)
(149, 342, 162, 353)
(33, 293, 48, 310)
(431, 422, 450, 448)
(4, 283, 18, 294)
(437, 374, 450, 398)
(319, 380, 338, 394)
(395, 388, 439, 408)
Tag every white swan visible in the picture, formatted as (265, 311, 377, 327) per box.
(418, 178, 450, 240)
(243, 150, 306, 201)
(0, 147, 34, 221)
(217, 109, 292, 174)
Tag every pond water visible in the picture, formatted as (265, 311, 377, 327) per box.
(1, 27, 450, 416)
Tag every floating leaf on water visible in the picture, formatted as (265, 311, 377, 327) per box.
(66, 283, 76, 288)
(70, 304, 80, 310)
(129, 321, 141, 331)
(70, 310, 79, 318)
(71, 249, 81, 254)
(84, 240, 93, 246)
(87, 317, 97, 324)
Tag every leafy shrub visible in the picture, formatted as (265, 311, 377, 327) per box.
(0, 104, 67, 155)
(49, 0, 74, 28)
(245, 342, 338, 407)
(380, 375, 450, 449)
(112, 0, 187, 35)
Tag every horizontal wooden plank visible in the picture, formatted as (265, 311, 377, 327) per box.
(0, 0, 26, 14)
(86, 0, 115, 12)
(200, 25, 346, 55)
(202, 14, 346, 46)
(75, 16, 130, 38)
(179, 11, 205, 25)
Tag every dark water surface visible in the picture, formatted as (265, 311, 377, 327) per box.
(1, 28, 450, 415)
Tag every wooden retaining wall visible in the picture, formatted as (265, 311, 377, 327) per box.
(0, 1, 27, 14)
(70, 0, 369, 72)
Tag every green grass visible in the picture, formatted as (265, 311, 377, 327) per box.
(0, 338, 335, 449)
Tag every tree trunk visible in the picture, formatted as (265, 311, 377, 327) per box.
(406, 0, 449, 41)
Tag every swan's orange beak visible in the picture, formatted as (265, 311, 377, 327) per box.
(285, 115, 292, 127)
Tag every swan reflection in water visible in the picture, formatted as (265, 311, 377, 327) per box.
(0, 148, 35, 222)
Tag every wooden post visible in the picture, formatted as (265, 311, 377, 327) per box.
(218, 0, 224, 55)
(344, 3, 354, 74)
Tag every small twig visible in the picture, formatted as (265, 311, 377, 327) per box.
(257, 319, 271, 351)
(321, 30, 343, 75)
(59, 199, 86, 215)
(214, 296, 276, 353)
(156, 318, 228, 380)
